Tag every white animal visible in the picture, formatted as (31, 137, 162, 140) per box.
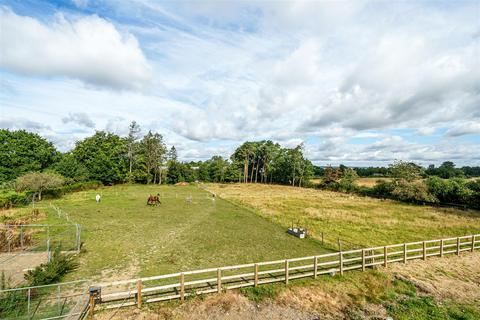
(95, 194, 101, 203)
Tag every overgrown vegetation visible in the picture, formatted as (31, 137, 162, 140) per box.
(317, 161, 480, 209)
(240, 284, 279, 303)
(24, 247, 78, 286)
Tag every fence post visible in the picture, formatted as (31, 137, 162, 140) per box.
(383, 246, 388, 267)
(58, 285, 61, 315)
(361, 249, 365, 271)
(217, 268, 222, 293)
(456, 237, 460, 255)
(313, 256, 318, 279)
(440, 239, 444, 257)
(88, 294, 95, 319)
(321, 232, 324, 246)
(47, 239, 51, 262)
(423, 241, 426, 260)
(20, 225, 24, 248)
(339, 252, 343, 275)
(285, 260, 289, 285)
(471, 235, 475, 252)
(254, 264, 259, 286)
(180, 273, 185, 301)
(403, 243, 407, 263)
(136, 280, 142, 308)
(28, 288, 31, 315)
(76, 224, 81, 252)
(338, 239, 342, 251)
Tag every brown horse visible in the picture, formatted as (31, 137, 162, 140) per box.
(147, 194, 161, 206)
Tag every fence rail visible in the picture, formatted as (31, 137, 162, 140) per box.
(93, 234, 479, 311)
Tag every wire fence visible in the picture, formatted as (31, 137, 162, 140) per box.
(0, 280, 90, 320)
(0, 224, 81, 287)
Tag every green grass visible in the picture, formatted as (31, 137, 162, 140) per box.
(206, 184, 480, 248)
(34, 184, 330, 280)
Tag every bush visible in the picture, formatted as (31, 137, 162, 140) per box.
(24, 248, 78, 286)
(391, 180, 437, 203)
(0, 190, 31, 208)
(425, 177, 473, 204)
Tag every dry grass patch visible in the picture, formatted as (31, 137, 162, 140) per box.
(206, 183, 480, 247)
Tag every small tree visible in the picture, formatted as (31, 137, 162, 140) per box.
(15, 172, 64, 201)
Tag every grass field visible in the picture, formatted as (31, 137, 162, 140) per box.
(311, 177, 391, 187)
(206, 183, 480, 248)
(17, 184, 330, 281)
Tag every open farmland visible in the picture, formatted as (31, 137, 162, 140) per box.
(206, 183, 480, 248)
(4, 184, 330, 282)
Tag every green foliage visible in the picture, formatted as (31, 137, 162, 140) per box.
(24, 247, 78, 286)
(391, 180, 437, 203)
(0, 190, 31, 208)
(240, 284, 279, 303)
(140, 131, 167, 184)
(73, 131, 128, 184)
(15, 171, 65, 201)
(0, 129, 58, 183)
(426, 161, 464, 179)
(389, 160, 424, 182)
(52, 153, 89, 182)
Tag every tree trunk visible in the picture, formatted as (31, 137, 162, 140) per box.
(244, 160, 248, 183)
(159, 168, 162, 184)
(38, 190, 42, 201)
(250, 160, 255, 183)
(255, 161, 259, 183)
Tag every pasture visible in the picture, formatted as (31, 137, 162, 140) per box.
(13, 184, 329, 281)
(206, 183, 480, 248)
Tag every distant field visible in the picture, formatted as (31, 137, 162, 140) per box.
(206, 183, 480, 248)
(4, 185, 329, 283)
(311, 177, 390, 187)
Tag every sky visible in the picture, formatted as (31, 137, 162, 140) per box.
(0, 0, 479, 166)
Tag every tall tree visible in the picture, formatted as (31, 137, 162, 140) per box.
(140, 131, 166, 184)
(126, 121, 142, 177)
(73, 131, 127, 184)
(0, 129, 58, 182)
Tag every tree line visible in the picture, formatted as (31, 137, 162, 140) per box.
(318, 161, 480, 209)
(0, 126, 313, 187)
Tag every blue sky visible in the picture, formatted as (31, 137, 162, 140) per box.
(1, 0, 479, 166)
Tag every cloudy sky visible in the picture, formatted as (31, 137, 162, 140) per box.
(1, 0, 479, 166)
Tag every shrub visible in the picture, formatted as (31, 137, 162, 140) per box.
(391, 180, 437, 203)
(0, 190, 31, 208)
(24, 248, 78, 286)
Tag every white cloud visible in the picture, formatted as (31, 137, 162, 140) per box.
(0, 8, 151, 90)
(62, 112, 95, 128)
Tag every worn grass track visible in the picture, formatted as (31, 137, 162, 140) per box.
(27, 184, 330, 281)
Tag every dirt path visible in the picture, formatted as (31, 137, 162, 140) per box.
(0, 252, 48, 286)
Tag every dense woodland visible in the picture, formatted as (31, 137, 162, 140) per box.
(1, 124, 479, 208)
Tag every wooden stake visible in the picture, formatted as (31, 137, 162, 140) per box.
(471, 235, 475, 252)
(180, 273, 185, 301)
(403, 243, 407, 264)
(456, 237, 460, 255)
(361, 249, 366, 271)
(254, 264, 259, 287)
(136, 280, 142, 308)
(88, 295, 95, 319)
(423, 241, 426, 260)
(285, 260, 289, 285)
(217, 269, 222, 293)
(384, 246, 388, 267)
(339, 252, 343, 275)
(313, 256, 318, 279)
(440, 239, 444, 257)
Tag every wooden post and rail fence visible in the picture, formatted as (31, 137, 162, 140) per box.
(86, 234, 479, 316)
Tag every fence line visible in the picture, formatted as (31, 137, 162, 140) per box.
(90, 234, 479, 312)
